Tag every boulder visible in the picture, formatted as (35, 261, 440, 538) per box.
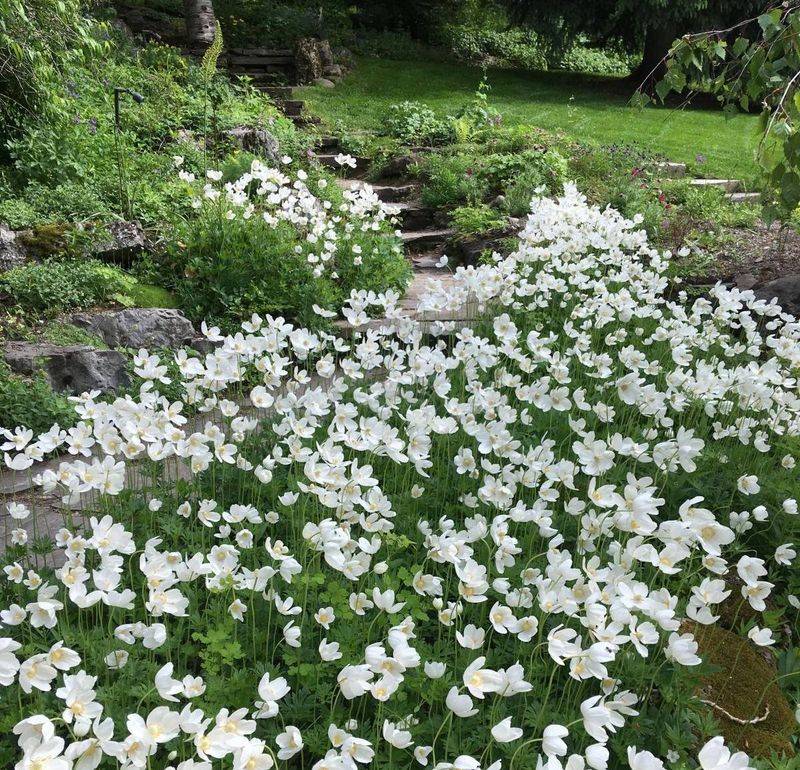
(382, 153, 423, 178)
(733, 273, 758, 291)
(687, 621, 796, 757)
(312, 78, 336, 88)
(323, 64, 343, 79)
(87, 220, 148, 266)
(449, 218, 522, 266)
(222, 126, 280, 161)
(332, 46, 355, 71)
(0, 224, 27, 273)
(318, 39, 335, 69)
(68, 308, 196, 350)
(294, 37, 323, 84)
(753, 274, 800, 318)
(3, 343, 129, 394)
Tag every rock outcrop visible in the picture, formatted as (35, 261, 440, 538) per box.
(68, 308, 196, 350)
(0, 224, 27, 273)
(3, 343, 129, 394)
(754, 274, 800, 318)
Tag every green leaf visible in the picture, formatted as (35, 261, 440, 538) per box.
(655, 77, 673, 102)
(732, 37, 749, 56)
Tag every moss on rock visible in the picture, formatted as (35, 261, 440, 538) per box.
(17, 223, 73, 259)
(688, 621, 796, 758)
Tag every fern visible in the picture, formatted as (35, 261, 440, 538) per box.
(201, 21, 223, 83)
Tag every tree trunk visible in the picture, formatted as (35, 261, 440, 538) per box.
(184, 0, 216, 52)
(629, 23, 680, 86)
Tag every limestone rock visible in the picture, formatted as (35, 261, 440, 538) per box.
(0, 224, 27, 273)
(450, 218, 522, 265)
(323, 64, 343, 79)
(87, 220, 148, 266)
(313, 77, 335, 88)
(318, 39, 335, 69)
(753, 274, 800, 318)
(332, 47, 355, 70)
(294, 37, 322, 84)
(223, 126, 280, 161)
(3, 343, 129, 394)
(68, 308, 195, 350)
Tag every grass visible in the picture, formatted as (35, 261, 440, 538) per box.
(300, 58, 761, 181)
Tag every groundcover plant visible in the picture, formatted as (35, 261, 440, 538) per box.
(1, 184, 799, 770)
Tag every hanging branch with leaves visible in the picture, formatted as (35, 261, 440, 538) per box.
(635, 2, 800, 223)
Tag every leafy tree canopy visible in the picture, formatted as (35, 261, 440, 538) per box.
(650, 3, 800, 222)
(499, 0, 764, 77)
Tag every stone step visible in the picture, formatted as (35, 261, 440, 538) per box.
(228, 48, 293, 58)
(385, 202, 437, 230)
(234, 71, 281, 84)
(260, 85, 294, 100)
(228, 61, 294, 75)
(228, 54, 294, 67)
(291, 114, 321, 127)
(228, 64, 297, 79)
(689, 178, 741, 192)
(654, 161, 687, 178)
(401, 228, 456, 253)
(727, 191, 761, 205)
(315, 135, 341, 151)
(411, 252, 445, 270)
(372, 183, 418, 202)
(335, 179, 419, 202)
(332, 268, 477, 338)
(279, 99, 306, 116)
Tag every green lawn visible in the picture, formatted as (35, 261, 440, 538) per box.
(300, 58, 761, 180)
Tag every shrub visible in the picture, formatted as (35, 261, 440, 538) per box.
(166, 160, 410, 329)
(418, 153, 487, 208)
(0, 0, 105, 136)
(1, 30, 302, 230)
(556, 44, 637, 76)
(445, 26, 548, 71)
(350, 31, 432, 60)
(482, 149, 568, 194)
(664, 182, 760, 230)
(450, 204, 506, 235)
(0, 198, 39, 229)
(1, 188, 797, 769)
(385, 102, 454, 146)
(447, 79, 504, 144)
(418, 148, 567, 209)
(503, 168, 558, 216)
(0, 361, 76, 432)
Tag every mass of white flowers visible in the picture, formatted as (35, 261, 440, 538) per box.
(181, 155, 398, 279)
(1, 184, 798, 770)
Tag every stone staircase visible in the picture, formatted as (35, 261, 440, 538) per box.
(653, 161, 761, 204)
(318, 137, 480, 334)
(224, 48, 321, 127)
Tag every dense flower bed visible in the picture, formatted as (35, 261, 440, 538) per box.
(1, 186, 798, 770)
(166, 156, 410, 330)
